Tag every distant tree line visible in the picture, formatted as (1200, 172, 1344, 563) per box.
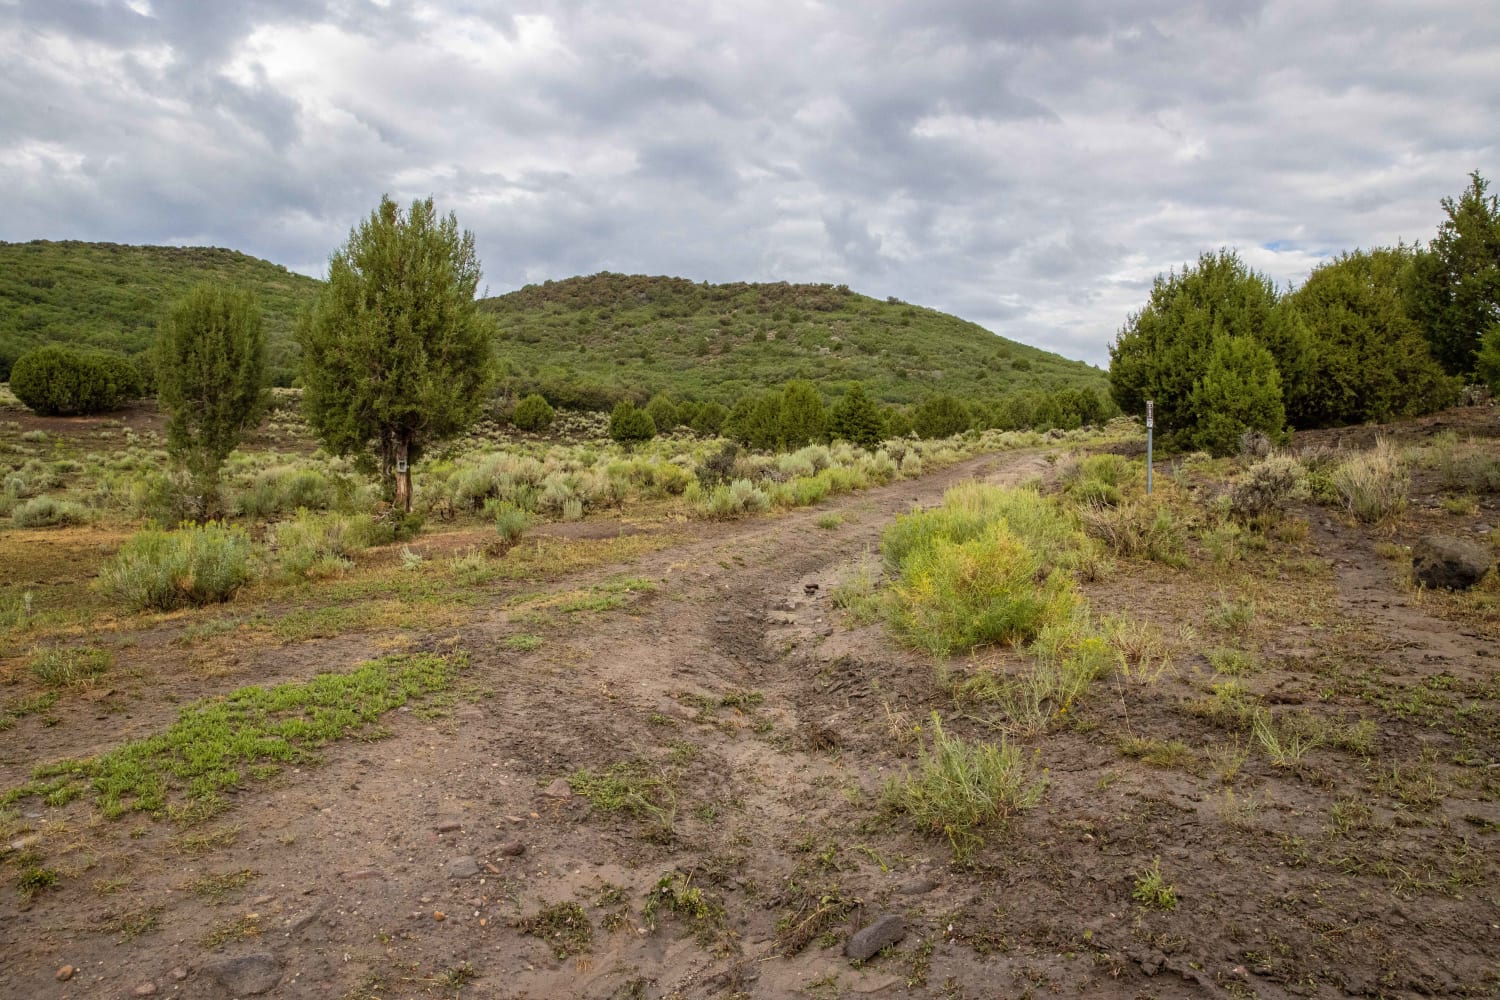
(1110, 171, 1500, 454)
(522, 379, 1118, 448)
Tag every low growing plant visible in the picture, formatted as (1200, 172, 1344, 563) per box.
(882, 712, 1045, 861)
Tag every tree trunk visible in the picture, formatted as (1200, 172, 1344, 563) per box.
(394, 434, 413, 512)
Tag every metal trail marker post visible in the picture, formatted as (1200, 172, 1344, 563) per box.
(1146, 400, 1154, 495)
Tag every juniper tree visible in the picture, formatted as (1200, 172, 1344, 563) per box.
(297, 196, 493, 511)
(154, 284, 268, 514)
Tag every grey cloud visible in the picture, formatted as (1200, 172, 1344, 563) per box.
(1, 0, 1497, 367)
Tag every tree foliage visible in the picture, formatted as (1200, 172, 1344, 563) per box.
(778, 380, 828, 448)
(296, 196, 492, 511)
(829, 382, 884, 450)
(1404, 172, 1500, 375)
(1187, 335, 1285, 456)
(1109, 249, 1307, 448)
(10, 344, 141, 415)
(511, 393, 555, 432)
(725, 391, 784, 450)
(154, 284, 269, 511)
(1287, 248, 1455, 426)
(608, 400, 656, 443)
(912, 394, 970, 439)
(1477, 325, 1500, 396)
(644, 393, 679, 432)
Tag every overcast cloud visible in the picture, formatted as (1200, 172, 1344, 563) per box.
(2, 0, 1496, 366)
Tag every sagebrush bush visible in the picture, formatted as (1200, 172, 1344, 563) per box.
(693, 478, 771, 519)
(272, 510, 386, 579)
(491, 502, 532, 543)
(1330, 439, 1408, 524)
(97, 521, 254, 611)
(882, 712, 1045, 860)
(1226, 454, 1307, 521)
(11, 496, 91, 528)
(233, 465, 339, 518)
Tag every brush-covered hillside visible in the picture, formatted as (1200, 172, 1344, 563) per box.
(481, 273, 1106, 407)
(0, 241, 321, 385)
(0, 244, 1106, 408)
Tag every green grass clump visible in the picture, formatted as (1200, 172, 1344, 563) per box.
(1330, 439, 1409, 524)
(1132, 858, 1177, 910)
(5, 653, 463, 820)
(567, 761, 672, 819)
(883, 712, 1045, 860)
(96, 521, 254, 611)
(492, 501, 532, 543)
(18, 864, 60, 901)
(888, 522, 1076, 656)
(30, 645, 113, 688)
(882, 484, 1088, 656)
(956, 616, 1113, 732)
(643, 872, 727, 946)
(515, 902, 593, 958)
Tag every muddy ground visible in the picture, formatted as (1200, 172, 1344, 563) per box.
(2, 418, 1499, 1000)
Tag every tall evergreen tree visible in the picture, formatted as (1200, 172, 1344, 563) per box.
(778, 380, 828, 448)
(1404, 172, 1500, 375)
(297, 196, 493, 511)
(1288, 247, 1455, 426)
(829, 382, 884, 450)
(1109, 249, 1308, 448)
(154, 284, 268, 514)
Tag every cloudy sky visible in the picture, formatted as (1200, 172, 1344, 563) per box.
(1, 1, 1496, 366)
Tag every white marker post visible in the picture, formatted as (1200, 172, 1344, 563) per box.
(1145, 401, 1154, 495)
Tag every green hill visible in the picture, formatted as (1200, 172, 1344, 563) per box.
(481, 273, 1106, 407)
(0, 244, 1107, 409)
(0, 241, 322, 385)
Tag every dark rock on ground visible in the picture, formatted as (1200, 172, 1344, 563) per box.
(1412, 534, 1491, 590)
(208, 953, 283, 996)
(845, 913, 906, 961)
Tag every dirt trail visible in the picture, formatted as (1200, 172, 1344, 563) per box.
(2, 450, 1059, 999)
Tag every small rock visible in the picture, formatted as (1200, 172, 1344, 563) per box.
(496, 840, 526, 857)
(447, 856, 480, 879)
(542, 778, 573, 799)
(433, 910, 446, 921)
(287, 903, 326, 935)
(170, 967, 188, 982)
(252, 894, 275, 905)
(434, 819, 463, 833)
(208, 953, 282, 996)
(1413, 534, 1492, 590)
(132, 984, 157, 997)
(55, 965, 74, 982)
(846, 913, 906, 961)
(899, 874, 940, 896)
(346, 869, 382, 881)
